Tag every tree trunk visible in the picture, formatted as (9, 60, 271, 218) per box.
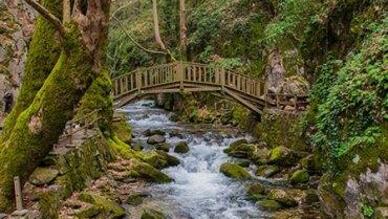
(0, 0, 62, 142)
(179, 0, 187, 59)
(152, 0, 166, 51)
(265, 48, 285, 93)
(0, 0, 110, 211)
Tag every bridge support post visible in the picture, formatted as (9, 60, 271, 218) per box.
(177, 62, 184, 90)
(220, 68, 225, 91)
(136, 70, 142, 92)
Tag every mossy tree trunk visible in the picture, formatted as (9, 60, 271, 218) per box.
(0, 0, 111, 212)
(0, 0, 62, 142)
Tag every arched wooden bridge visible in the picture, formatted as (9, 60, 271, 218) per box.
(112, 62, 308, 114)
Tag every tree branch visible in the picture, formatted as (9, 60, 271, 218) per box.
(25, 0, 66, 36)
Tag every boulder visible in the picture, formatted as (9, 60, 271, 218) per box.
(174, 141, 189, 153)
(147, 135, 166, 145)
(131, 159, 172, 183)
(267, 189, 298, 207)
(140, 150, 180, 169)
(246, 183, 267, 201)
(156, 143, 170, 152)
(289, 169, 309, 184)
(79, 192, 125, 219)
(75, 204, 101, 218)
(30, 168, 59, 186)
(256, 165, 280, 177)
(237, 160, 250, 167)
(144, 129, 166, 137)
(141, 208, 166, 219)
(220, 163, 251, 180)
(268, 146, 300, 166)
(224, 139, 252, 158)
(127, 192, 150, 206)
(250, 147, 270, 164)
(256, 200, 282, 211)
(272, 209, 304, 219)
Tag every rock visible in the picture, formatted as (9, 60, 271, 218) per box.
(250, 147, 270, 164)
(256, 200, 283, 211)
(268, 146, 300, 166)
(224, 139, 252, 158)
(79, 192, 125, 219)
(267, 189, 298, 207)
(141, 208, 166, 219)
(131, 159, 173, 183)
(30, 168, 59, 186)
(375, 207, 388, 219)
(75, 205, 101, 218)
(141, 150, 180, 169)
(174, 141, 189, 153)
(220, 163, 251, 180)
(127, 192, 149, 206)
(147, 135, 166, 145)
(256, 165, 280, 177)
(246, 183, 267, 201)
(132, 144, 143, 151)
(156, 143, 170, 152)
(300, 155, 317, 174)
(0, 213, 7, 219)
(144, 129, 166, 137)
(272, 209, 303, 219)
(237, 160, 250, 167)
(289, 169, 309, 184)
(304, 189, 319, 203)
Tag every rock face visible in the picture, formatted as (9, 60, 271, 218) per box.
(0, 1, 35, 104)
(220, 163, 251, 180)
(147, 135, 166, 145)
(174, 141, 189, 153)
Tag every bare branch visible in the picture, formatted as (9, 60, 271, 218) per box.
(111, 16, 167, 55)
(25, 0, 66, 36)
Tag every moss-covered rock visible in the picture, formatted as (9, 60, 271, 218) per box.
(79, 192, 125, 219)
(29, 167, 59, 186)
(268, 146, 300, 166)
(246, 183, 267, 201)
(126, 192, 149, 206)
(131, 159, 172, 183)
(256, 199, 283, 211)
(75, 204, 101, 218)
(174, 141, 189, 153)
(141, 208, 166, 219)
(267, 189, 298, 207)
(156, 143, 171, 152)
(255, 165, 280, 177)
(111, 118, 131, 144)
(220, 163, 251, 180)
(224, 143, 254, 159)
(237, 160, 250, 167)
(250, 147, 270, 165)
(144, 129, 166, 137)
(289, 169, 309, 184)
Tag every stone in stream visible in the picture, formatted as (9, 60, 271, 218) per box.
(147, 134, 166, 145)
(237, 160, 250, 167)
(256, 165, 280, 177)
(223, 139, 250, 158)
(267, 188, 299, 207)
(289, 169, 310, 184)
(256, 199, 283, 211)
(268, 146, 301, 166)
(246, 183, 267, 201)
(156, 143, 170, 152)
(144, 129, 166, 137)
(29, 167, 59, 186)
(174, 141, 189, 153)
(220, 163, 251, 180)
(132, 143, 144, 151)
(141, 208, 166, 219)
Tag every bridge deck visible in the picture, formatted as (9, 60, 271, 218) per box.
(112, 62, 308, 113)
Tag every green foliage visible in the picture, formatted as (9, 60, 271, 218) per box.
(361, 203, 374, 218)
(312, 17, 388, 168)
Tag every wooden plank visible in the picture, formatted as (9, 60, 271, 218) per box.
(223, 88, 262, 114)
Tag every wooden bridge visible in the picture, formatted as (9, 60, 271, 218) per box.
(112, 62, 308, 114)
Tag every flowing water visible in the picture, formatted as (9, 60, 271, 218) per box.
(119, 100, 268, 219)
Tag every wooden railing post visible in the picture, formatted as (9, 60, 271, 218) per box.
(177, 62, 184, 90)
(136, 70, 142, 92)
(14, 176, 23, 211)
(220, 68, 225, 90)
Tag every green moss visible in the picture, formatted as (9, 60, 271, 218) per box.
(1, 0, 62, 141)
(256, 199, 283, 212)
(289, 169, 309, 184)
(141, 208, 166, 219)
(111, 118, 132, 144)
(79, 192, 126, 219)
(219, 163, 251, 180)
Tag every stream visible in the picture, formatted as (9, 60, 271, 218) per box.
(119, 100, 269, 219)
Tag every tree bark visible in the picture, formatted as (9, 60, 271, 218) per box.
(179, 0, 187, 59)
(0, 0, 110, 211)
(152, 0, 166, 50)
